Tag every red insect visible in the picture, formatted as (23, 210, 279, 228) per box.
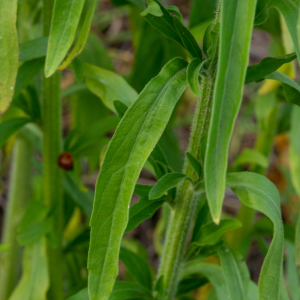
(57, 152, 73, 171)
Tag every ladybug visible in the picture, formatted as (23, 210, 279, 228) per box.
(57, 152, 73, 171)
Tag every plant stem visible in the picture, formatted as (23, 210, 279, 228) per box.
(42, 1, 64, 299)
(157, 6, 221, 298)
(0, 136, 32, 300)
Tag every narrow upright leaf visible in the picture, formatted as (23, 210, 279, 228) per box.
(58, 0, 99, 70)
(0, 0, 19, 113)
(88, 58, 188, 300)
(218, 248, 250, 300)
(205, 0, 257, 223)
(45, 0, 86, 77)
(149, 172, 188, 200)
(186, 151, 202, 177)
(119, 246, 152, 290)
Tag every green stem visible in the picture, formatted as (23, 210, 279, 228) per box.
(157, 9, 220, 298)
(0, 136, 32, 300)
(42, 1, 64, 299)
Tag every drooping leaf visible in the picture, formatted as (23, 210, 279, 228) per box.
(14, 58, 45, 99)
(119, 246, 152, 290)
(149, 172, 188, 200)
(45, 0, 86, 77)
(9, 237, 49, 300)
(226, 172, 286, 300)
(84, 63, 138, 112)
(204, 0, 257, 223)
(19, 37, 48, 61)
(88, 58, 188, 300)
(218, 248, 250, 300)
(0, 117, 31, 149)
(173, 17, 203, 60)
(255, 0, 300, 63)
(182, 261, 229, 300)
(0, 0, 19, 114)
(245, 52, 297, 84)
(193, 219, 242, 246)
(58, 0, 99, 70)
(264, 71, 300, 106)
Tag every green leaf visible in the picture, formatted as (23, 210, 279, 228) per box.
(88, 58, 188, 300)
(176, 277, 208, 296)
(149, 172, 188, 200)
(173, 17, 203, 60)
(204, 0, 257, 223)
(63, 173, 94, 219)
(19, 37, 48, 62)
(9, 237, 49, 300)
(182, 261, 229, 300)
(193, 219, 242, 246)
(58, 0, 99, 70)
(290, 106, 300, 265)
(264, 71, 300, 106)
(67, 282, 153, 300)
(285, 241, 300, 300)
(140, 0, 163, 17)
(142, 0, 184, 48)
(14, 58, 45, 99)
(72, 58, 84, 83)
(84, 63, 138, 112)
(226, 172, 286, 300)
(133, 184, 153, 198)
(245, 52, 297, 84)
(232, 148, 268, 169)
(45, 0, 85, 77)
(125, 197, 165, 233)
(0, 117, 31, 148)
(218, 248, 250, 300)
(154, 275, 164, 300)
(113, 100, 128, 118)
(186, 151, 202, 178)
(0, 243, 10, 254)
(0, 0, 18, 114)
(255, 0, 300, 63)
(119, 246, 152, 290)
(65, 115, 119, 156)
(45, 0, 86, 77)
(187, 58, 203, 96)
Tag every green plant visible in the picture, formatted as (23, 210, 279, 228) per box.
(1, 0, 300, 300)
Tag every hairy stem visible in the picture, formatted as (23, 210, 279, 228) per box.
(157, 8, 221, 297)
(42, 1, 64, 299)
(0, 136, 32, 300)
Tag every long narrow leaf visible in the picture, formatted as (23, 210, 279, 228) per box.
(205, 0, 257, 223)
(0, 0, 19, 113)
(88, 58, 188, 300)
(45, 0, 85, 77)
